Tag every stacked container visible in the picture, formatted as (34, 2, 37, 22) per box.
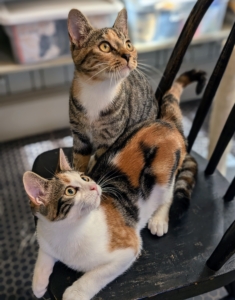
(124, 0, 229, 44)
(0, 0, 124, 64)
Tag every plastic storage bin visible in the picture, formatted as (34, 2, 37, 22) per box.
(0, 0, 123, 64)
(180, 0, 229, 37)
(124, 0, 229, 44)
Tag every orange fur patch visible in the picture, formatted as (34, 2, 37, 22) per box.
(102, 197, 139, 254)
(115, 124, 186, 186)
(57, 174, 70, 184)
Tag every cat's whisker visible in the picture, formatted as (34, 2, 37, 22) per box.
(101, 182, 122, 196)
(114, 69, 118, 86)
(137, 63, 164, 78)
(98, 170, 121, 187)
(101, 193, 109, 201)
(136, 67, 155, 83)
(134, 68, 147, 81)
(104, 188, 123, 202)
(100, 174, 123, 188)
(97, 169, 117, 186)
(109, 68, 114, 87)
(44, 167, 55, 178)
(99, 173, 117, 188)
(117, 68, 122, 81)
(102, 187, 121, 197)
(87, 66, 110, 81)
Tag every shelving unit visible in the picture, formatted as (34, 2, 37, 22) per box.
(0, 26, 230, 75)
(0, 22, 231, 142)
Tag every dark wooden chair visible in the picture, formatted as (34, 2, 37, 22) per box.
(32, 0, 235, 299)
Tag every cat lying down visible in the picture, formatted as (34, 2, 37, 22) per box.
(23, 70, 205, 300)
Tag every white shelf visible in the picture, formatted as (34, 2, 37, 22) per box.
(0, 27, 231, 76)
(135, 27, 231, 53)
(0, 53, 73, 75)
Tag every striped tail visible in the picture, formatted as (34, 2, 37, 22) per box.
(160, 70, 206, 131)
(160, 70, 206, 219)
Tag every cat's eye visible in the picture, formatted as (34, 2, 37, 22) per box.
(81, 175, 90, 182)
(99, 42, 111, 53)
(126, 41, 133, 51)
(65, 187, 77, 196)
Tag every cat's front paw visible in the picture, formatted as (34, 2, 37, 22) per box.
(148, 217, 169, 237)
(32, 281, 47, 299)
(63, 286, 89, 300)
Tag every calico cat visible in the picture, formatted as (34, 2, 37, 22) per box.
(23, 70, 205, 300)
(67, 8, 200, 218)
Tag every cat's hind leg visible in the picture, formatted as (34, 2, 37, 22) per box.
(62, 248, 137, 300)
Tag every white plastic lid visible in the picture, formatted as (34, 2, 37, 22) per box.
(0, 0, 124, 26)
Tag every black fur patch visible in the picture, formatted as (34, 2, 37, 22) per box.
(170, 194, 190, 220)
(70, 97, 85, 112)
(169, 149, 181, 184)
(139, 143, 158, 199)
(56, 197, 64, 217)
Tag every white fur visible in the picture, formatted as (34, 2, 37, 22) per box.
(147, 179, 175, 236)
(137, 184, 168, 231)
(34, 207, 137, 300)
(75, 77, 122, 122)
(31, 169, 174, 300)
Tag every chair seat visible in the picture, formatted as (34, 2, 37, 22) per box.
(32, 148, 235, 300)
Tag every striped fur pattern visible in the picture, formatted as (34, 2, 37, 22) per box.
(160, 70, 206, 218)
(23, 71, 205, 300)
(68, 8, 157, 171)
(67, 9, 204, 218)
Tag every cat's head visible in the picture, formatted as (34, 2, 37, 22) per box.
(67, 8, 137, 81)
(23, 149, 102, 222)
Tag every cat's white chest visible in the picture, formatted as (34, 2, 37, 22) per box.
(37, 209, 110, 272)
(77, 79, 120, 122)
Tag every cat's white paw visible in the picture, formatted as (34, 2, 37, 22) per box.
(32, 281, 47, 299)
(63, 286, 89, 300)
(148, 217, 169, 237)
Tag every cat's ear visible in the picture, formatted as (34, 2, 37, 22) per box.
(23, 171, 48, 206)
(56, 149, 72, 173)
(113, 8, 128, 37)
(68, 9, 93, 48)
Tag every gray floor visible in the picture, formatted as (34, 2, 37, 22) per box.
(0, 100, 234, 300)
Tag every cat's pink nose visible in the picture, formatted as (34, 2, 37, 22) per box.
(90, 184, 98, 192)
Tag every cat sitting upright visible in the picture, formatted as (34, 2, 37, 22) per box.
(67, 8, 201, 220)
(23, 70, 205, 300)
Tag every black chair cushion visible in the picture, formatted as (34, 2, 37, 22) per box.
(32, 148, 235, 300)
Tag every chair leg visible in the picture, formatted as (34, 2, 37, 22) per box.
(225, 281, 235, 299)
(155, 0, 214, 107)
(221, 296, 235, 300)
(224, 176, 235, 202)
(206, 221, 235, 271)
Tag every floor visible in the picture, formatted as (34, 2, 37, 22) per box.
(0, 100, 234, 300)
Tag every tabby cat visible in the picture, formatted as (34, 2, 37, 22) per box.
(23, 70, 205, 300)
(67, 8, 200, 218)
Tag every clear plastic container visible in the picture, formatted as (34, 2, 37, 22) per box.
(179, 0, 229, 37)
(0, 0, 124, 64)
(124, 1, 159, 43)
(124, 0, 229, 44)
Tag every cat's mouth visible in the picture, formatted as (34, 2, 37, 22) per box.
(119, 65, 131, 77)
